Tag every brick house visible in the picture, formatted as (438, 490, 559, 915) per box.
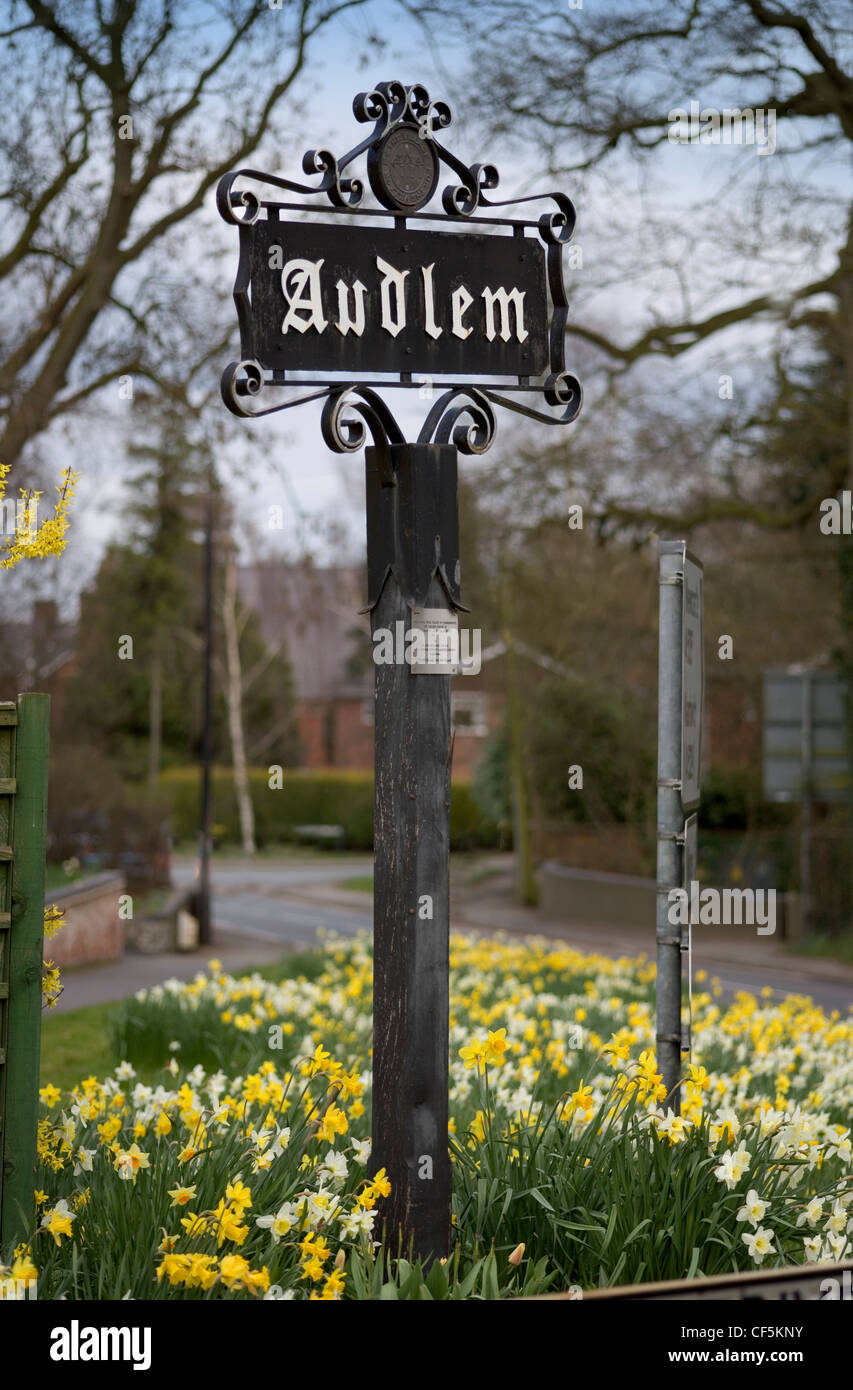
(237, 559, 499, 776)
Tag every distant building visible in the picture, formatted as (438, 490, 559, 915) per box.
(237, 559, 498, 775)
(0, 600, 76, 719)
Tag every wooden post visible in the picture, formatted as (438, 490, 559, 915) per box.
(0, 693, 49, 1250)
(366, 441, 458, 1263)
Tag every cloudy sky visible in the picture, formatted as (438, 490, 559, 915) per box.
(14, 0, 848, 608)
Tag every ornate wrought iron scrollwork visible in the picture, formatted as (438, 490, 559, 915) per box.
(220, 359, 335, 423)
(321, 387, 406, 482)
(418, 388, 497, 455)
(217, 79, 582, 455)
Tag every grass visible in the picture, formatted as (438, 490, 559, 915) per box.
(789, 931, 853, 965)
(339, 875, 374, 893)
(40, 1002, 123, 1092)
(39, 947, 328, 1092)
(44, 863, 103, 894)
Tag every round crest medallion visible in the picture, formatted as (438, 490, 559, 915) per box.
(368, 124, 439, 213)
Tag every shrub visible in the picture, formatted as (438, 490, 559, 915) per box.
(157, 767, 498, 851)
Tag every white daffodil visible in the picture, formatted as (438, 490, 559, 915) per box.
(339, 1206, 376, 1237)
(654, 1109, 687, 1145)
(271, 1125, 291, 1153)
(825, 1128, 852, 1163)
(714, 1145, 750, 1190)
(256, 1201, 300, 1243)
(319, 1150, 348, 1184)
(825, 1199, 848, 1235)
(826, 1233, 850, 1261)
(350, 1137, 371, 1166)
(73, 1146, 96, 1176)
(797, 1197, 823, 1228)
(736, 1189, 768, 1228)
(742, 1226, 776, 1264)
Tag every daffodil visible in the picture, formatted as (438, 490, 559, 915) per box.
(41, 1199, 74, 1247)
(742, 1226, 776, 1264)
(736, 1189, 768, 1228)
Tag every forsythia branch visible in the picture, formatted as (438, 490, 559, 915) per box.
(42, 905, 65, 1010)
(0, 464, 79, 568)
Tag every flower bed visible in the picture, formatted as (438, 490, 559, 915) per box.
(6, 933, 852, 1300)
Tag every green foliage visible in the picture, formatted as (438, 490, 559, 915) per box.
(41, 1005, 125, 1095)
(701, 766, 794, 831)
(526, 677, 655, 824)
(448, 1079, 830, 1290)
(158, 767, 499, 851)
(346, 1242, 557, 1300)
(59, 406, 299, 778)
(471, 714, 512, 829)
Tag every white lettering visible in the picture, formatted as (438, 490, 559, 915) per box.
(281, 258, 327, 335)
(376, 256, 408, 337)
(482, 286, 528, 343)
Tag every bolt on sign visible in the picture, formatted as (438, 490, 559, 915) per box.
(217, 79, 581, 1263)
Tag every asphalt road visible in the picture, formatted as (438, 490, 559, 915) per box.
(171, 855, 374, 944)
(53, 854, 853, 1014)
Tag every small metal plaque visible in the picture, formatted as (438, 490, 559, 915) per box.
(410, 607, 459, 674)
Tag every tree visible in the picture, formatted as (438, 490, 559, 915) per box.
(0, 0, 375, 470)
(63, 419, 300, 803)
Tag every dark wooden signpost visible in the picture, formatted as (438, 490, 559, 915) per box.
(218, 79, 581, 1261)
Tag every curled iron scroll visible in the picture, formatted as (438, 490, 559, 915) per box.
(321, 386, 407, 480)
(418, 388, 497, 455)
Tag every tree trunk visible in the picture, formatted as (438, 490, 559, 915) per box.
(148, 652, 162, 784)
(223, 550, 256, 856)
(500, 553, 537, 905)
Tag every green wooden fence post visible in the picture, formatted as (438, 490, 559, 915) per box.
(0, 693, 50, 1252)
(0, 699, 15, 1250)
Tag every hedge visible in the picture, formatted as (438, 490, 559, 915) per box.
(158, 767, 499, 851)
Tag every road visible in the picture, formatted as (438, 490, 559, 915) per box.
(52, 854, 853, 1014)
(177, 855, 853, 1013)
(172, 854, 374, 945)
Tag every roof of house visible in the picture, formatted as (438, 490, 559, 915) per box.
(0, 601, 76, 698)
(237, 560, 372, 702)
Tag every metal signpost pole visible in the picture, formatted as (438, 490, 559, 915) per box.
(656, 545, 684, 1110)
(656, 541, 703, 1112)
(217, 78, 582, 1261)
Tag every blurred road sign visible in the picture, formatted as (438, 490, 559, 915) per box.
(763, 669, 848, 802)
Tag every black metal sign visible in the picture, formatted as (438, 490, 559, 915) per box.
(246, 219, 549, 378)
(217, 80, 582, 1267)
(217, 79, 581, 456)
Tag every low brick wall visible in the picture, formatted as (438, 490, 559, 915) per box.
(540, 862, 801, 942)
(541, 861, 656, 929)
(45, 871, 126, 968)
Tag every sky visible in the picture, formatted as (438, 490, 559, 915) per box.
(9, 0, 851, 611)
